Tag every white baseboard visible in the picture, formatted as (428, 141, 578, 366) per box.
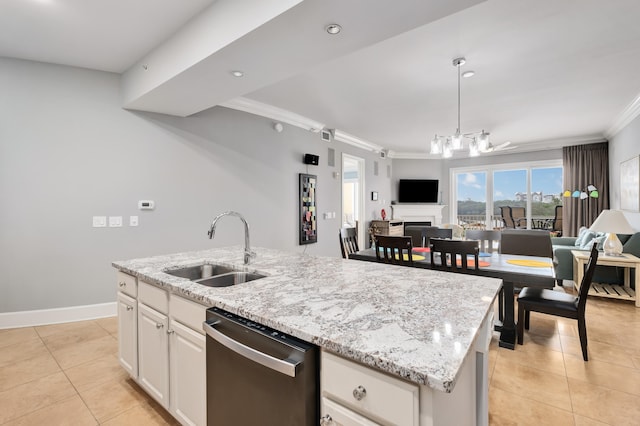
(0, 302, 117, 329)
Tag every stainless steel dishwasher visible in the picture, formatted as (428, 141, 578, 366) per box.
(203, 307, 318, 426)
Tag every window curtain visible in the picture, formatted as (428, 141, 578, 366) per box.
(562, 142, 610, 236)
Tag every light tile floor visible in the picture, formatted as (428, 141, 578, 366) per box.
(1, 284, 638, 425)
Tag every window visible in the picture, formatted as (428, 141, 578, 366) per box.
(451, 160, 562, 229)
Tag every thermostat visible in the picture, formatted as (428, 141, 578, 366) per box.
(138, 200, 155, 210)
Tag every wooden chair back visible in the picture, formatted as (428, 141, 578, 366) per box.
(577, 245, 599, 313)
(339, 227, 359, 259)
(375, 235, 414, 266)
(423, 227, 453, 247)
(465, 229, 501, 254)
(429, 238, 480, 271)
(500, 229, 553, 258)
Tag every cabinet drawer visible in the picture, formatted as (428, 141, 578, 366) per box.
(116, 271, 137, 298)
(139, 280, 169, 314)
(321, 396, 380, 425)
(169, 294, 208, 334)
(321, 351, 419, 426)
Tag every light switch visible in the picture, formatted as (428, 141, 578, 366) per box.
(129, 216, 139, 226)
(92, 216, 106, 227)
(109, 216, 123, 227)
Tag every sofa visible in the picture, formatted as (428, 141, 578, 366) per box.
(552, 230, 640, 287)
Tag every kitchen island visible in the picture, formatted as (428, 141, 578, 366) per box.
(113, 246, 501, 425)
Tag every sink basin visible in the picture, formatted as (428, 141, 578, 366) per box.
(164, 263, 266, 288)
(197, 272, 266, 288)
(165, 264, 236, 280)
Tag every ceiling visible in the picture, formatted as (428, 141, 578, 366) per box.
(3, 0, 640, 158)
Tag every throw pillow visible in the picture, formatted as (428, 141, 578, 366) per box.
(579, 231, 597, 249)
(575, 226, 590, 247)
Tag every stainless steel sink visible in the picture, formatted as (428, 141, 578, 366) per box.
(196, 272, 266, 288)
(164, 264, 266, 287)
(165, 264, 236, 280)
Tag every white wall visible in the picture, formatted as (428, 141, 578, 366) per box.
(0, 58, 392, 313)
(608, 115, 640, 230)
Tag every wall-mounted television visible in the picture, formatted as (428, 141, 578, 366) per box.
(398, 179, 439, 203)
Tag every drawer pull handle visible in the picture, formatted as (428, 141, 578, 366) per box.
(126, 306, 133, 311)
(118, 282, 126, 287)
(353, 385, 367, 401)
(320, 414, 332, 425)
(156, 323, 164, 329)
(167, 329, 174, 335)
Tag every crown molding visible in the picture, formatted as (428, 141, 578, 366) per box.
(333, 129, 384, 152)
(220, 97, 325, 132)
(605, 93, 640, 139)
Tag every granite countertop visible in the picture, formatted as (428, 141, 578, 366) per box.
(113, 246, 501, 392)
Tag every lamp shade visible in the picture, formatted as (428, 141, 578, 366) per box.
(590, 210, 635, 234)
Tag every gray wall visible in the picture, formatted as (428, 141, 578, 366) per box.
(0, 58, 391, 313)
(608, 115, 640, 230)
(392, 149, 562, 222)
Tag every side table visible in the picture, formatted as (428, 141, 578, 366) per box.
(571, 250, 639, 307)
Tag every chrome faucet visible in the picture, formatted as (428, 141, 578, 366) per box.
(208, 211, 255, 265)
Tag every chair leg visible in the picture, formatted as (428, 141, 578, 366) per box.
(524, 310, 530, 330)
(498, 288, 504, 322)
(517, 304, 525, 345)
(578, 317, 589, 361)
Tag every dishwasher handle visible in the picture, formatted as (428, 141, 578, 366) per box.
(203, 320, 300, 378)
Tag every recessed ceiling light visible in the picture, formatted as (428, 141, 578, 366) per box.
(462, 70, 475, 78)
(231, 70, 244, 77)
(325, 24, 341, 35)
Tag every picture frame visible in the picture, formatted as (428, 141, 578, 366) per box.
(299, 173, 317, 244)
(620, 156, 639, 212)
(371, 191, 378, 201)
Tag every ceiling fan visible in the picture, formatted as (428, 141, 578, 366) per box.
(480, 140, 517, 153)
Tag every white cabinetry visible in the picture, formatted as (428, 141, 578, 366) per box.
(169, 295, 206, 426)
(116, 271, 138, 378)
(116, 272, 207, 426)
(117, 292, 138, 377)
(138, 302, 170, 407)
(321, 351, 419, 425)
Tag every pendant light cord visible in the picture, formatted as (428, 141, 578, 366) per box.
(457, 61, 461, 133)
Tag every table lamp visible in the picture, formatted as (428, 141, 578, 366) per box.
(589, 210, 635, 256)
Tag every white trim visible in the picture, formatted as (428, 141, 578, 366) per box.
(333, 129, 384, 153)
(606, 93, 640, 139)
(0, 302, 117, 329)
(220, 97, 325, 132)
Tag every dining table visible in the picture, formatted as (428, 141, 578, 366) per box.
(349, 247, 556, 349)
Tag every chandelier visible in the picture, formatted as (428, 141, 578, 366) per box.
(429, 57, 490, 158)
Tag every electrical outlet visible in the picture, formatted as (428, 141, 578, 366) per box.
(109, 216, 123, 227)
(92, 216, 107, 227)
(129, 216, 139, 226)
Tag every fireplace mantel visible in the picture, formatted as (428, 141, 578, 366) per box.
(391, 204, 446, 226)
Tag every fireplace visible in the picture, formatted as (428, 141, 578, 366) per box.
(390, 204, 446, 226)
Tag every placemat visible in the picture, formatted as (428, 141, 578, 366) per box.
(478, 252, 491, 258)
(412, 247, 430, 253)
(396, 254, 425, 261)
(506, 259, 552, 267)
(456, 259, 490, 267)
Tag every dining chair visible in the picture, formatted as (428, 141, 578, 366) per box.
(404, 226, 425, 247)
(429, 238, 479, 272)
(464, 229, 501, 254)
(339, 227, 359, 259)
(375, 235, 414, 265)
(497, 229, 554, 321)
(517, 245, 598, 361)
(423, 227, 453, 247)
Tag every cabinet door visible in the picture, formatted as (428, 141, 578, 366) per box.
(138, 302, 170, 408)
(117, 292, 137, 378)
(321, 397, 380, 426)
(169, 320, 206, 426)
